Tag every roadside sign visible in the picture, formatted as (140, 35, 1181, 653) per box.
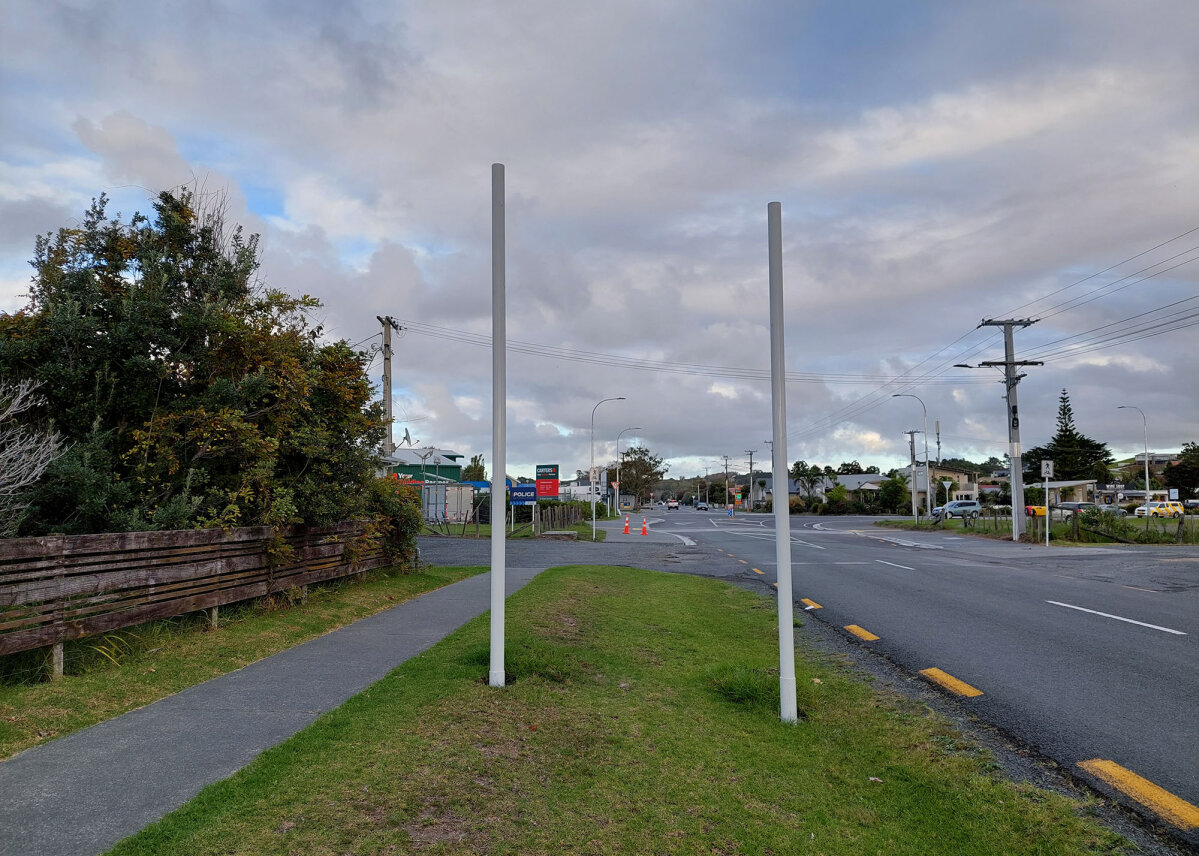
(511, 484, 537, 506)
(1169, 488, 1179, 500)
(536, 464, 559, 499)
(1041, 460, 1054, 479)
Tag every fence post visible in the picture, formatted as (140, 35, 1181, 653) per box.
(208, 606, 219, 630)
(48, 535, 65, 681)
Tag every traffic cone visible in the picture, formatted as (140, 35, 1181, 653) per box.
(623, 515, 630, 534)
(641, 516, 648, 536)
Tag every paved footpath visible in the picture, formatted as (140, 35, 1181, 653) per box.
(0, 534, 728, 856)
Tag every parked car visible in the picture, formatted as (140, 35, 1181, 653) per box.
(1184, 499, 1199, 509)
(934, 500, 982, 520)
(1025, 505, 1048, 517)
(1052, 501, 1098, 520)
(666, 499, 679, 510)
(1096, 505, 1128, 517)
(1163, 500, 1185, 517)
(696, 501, 709, 511)
(1135, 502, 1182, 518)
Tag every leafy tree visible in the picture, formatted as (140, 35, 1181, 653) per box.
(877, 474, 909, 514)
(461, 454, 486, 481)
(1163, 442, 1199, 500)
(789, 460, 824, 498)
(0, 190, 388, 535)
(836, 460, 863, 474)
(1023, 390, 1114, 482)
(824, 483, 850, 514)
(613, 446, 668, 506)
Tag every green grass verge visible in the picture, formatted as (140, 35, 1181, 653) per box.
(108, 566, 1124, 856)
(0, 565, 485, 759)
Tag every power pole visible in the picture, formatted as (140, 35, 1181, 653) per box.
(745, 450, 756, 509)
(904, 430, 920, 519)
(376, 315, 401, 456)
(978, 319, 1041, 541)
(935, 420, 942, 466)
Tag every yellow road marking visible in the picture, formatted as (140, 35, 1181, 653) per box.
(919, 667, 983, 698)
(738, 559, 748, 564)
(844, 624, 879, 641)
(1078, 759, 1199, 830)
(800, 598, 822, 609)
(752, 568, 764, 574)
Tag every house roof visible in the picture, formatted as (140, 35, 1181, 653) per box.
(837, 473, 886, 491)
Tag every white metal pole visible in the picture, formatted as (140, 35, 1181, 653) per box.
(1119, 406, 1150, 524)
(590, 397, 624, 539)
(768, 201, 798, 724)
(1044, 473, 1050, 547)
(489, 163, 506, 688)
(922, 410, 931, 518)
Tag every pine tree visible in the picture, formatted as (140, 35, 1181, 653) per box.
(1023, 390, 1114, 482)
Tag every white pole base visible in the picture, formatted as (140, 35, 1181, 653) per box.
(779, 676, 798, 722)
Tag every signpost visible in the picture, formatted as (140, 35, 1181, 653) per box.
(510, 484, 537, 505)
(1041, 460, 1054, 547)
(510, 483, 537, 535)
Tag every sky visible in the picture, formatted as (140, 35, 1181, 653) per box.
(3, 0, 1197, 482)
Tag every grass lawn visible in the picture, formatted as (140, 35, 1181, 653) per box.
(0, 565, 485, 759)
(109, 565, 1124, 856)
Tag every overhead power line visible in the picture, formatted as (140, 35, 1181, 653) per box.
(391, 319, 992, 386)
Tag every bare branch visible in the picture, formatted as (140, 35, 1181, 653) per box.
(0, 381, 68, 536)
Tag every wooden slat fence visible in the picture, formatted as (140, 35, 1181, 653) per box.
(0, 522, 390, 657)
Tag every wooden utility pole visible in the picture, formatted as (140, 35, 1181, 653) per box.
(377, 315, 400, 456)
(978, 319, 1041, 541)
(904, 429, 920, 519)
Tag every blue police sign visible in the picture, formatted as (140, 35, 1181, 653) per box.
(510, 484, 537, 506)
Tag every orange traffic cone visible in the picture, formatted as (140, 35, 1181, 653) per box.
(641, 516, 648, 535)
(623, 515, 630, 534)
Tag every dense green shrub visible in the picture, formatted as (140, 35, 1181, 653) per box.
(0, 191, 386, 535)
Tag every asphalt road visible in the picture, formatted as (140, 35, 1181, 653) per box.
(632, 508, 1199, 843)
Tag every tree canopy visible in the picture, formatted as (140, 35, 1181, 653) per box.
(1022, 390, 1114, 482)
(1163, 442, 1199, 500)
(612, 446, 667, 505)
(461, 454, 487, 481)
(0, 191, 388, 535)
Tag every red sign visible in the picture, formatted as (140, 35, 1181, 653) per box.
(536, 464, 559, 499)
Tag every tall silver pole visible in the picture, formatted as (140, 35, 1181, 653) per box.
(589, 397, 623, 538)
(489, 164, 506, 688)
(922, 411, 931, 517)
(768, 201, 798, 724)
(1118, 406, 1150, 523)
(893, 394, 930, 517)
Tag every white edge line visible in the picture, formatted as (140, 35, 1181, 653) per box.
(1046, 600, 1186, 635)
(876, 560, 915, 571)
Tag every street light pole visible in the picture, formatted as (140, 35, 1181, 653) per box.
(892, 394, 931, 518)
(1117, 405, 1150, 521)
(745, 450, 756, 509)
(615, 426, 641, 514)
(590, 396, 625, 539)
